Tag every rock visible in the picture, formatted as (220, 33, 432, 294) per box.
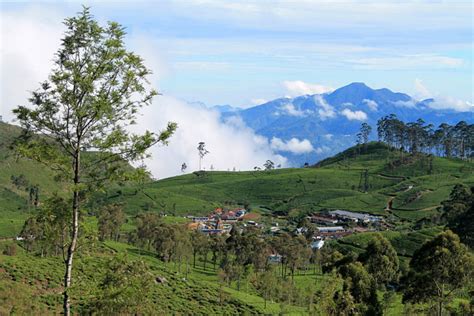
(156, 276, 168, 284)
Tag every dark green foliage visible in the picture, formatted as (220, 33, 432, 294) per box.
(85, 255, 154, 315)
(338, 262, 382, 315)
(19, 194, 70, 256)
(402, 230, 474, 315)
(359, 233, 399, 287)
(443, 184, 474, 247)
(251, 268, 278, 309)
(98, 204, 125, 241)
(377, 115, 473, 158)
(12, 7, 176, 314)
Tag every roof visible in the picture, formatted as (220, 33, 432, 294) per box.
(317, 226, 345, 232)
(329, 210, 381, 221)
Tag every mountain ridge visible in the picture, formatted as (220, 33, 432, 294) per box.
(221, 82, 473, 166)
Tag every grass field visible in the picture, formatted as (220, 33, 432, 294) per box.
(91, 143, 473, 222)
(1, 123, 473, 314)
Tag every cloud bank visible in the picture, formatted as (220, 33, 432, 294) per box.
(0, 6, 287, 179)
(414, 79, 473, 112)
(340, 108, 368, 121)
(283, 80, 333, 97)
(270, 137, 314, 154)
(134, 98, 287, 178)
(0, 7, 63, 122)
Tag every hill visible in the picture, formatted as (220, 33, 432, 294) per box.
(222, 82, 473, 166)
(2, 119, 473, 238)
(1, 123, 473, 314)
(94, 142, 474, 224)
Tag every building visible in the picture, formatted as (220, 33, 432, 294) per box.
(317, 226, 345, 233)
(329, 210, 382, 223)
(311, 239, 325, 250)
(309, 214, 339, 225)
(268, 254, 282, 263)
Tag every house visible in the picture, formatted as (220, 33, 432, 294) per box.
(268, 254, 282, 263)
(311, 239, 325, 250)
(270, 226, 280, 233)
(309, 214, 338, 225)
(329, 210, 382, 223)
(190, 216, 210, 222)
(235, 209, 246, 218)
(317, 226, 345, 233)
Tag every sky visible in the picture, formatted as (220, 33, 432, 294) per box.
(0, 0, 473, 177)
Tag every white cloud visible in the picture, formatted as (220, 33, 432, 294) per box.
(314, 146, 331, 155)
(313, 95, 336, 119)
(429, 97, 474, 112)
(270, 137, 315, 154)
(412, 79, 473, 112)
(134, 96, 287, 178)
(414, 78, 432, 99)
(282, 80, 334, 97)
(0, 6, 289, 179)
(393, 100, 418, 108)
(363, 99, 378, 111)
(340, 108, 368, 121)
(279, 103, 308, 117)
(0, 7, 64, 122)
(323, 134, 333, 140)
(251, 98, 267, 105)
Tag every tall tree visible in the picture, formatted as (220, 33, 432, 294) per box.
(13, 8, 176, 315)
(402, 230, 474, 316)
(443, 185, 474, 247)
(359, 233, 399, 287)
(98, 203, 125, 241)
(197, 141, 209, 170)
(263, 160, 275, 170)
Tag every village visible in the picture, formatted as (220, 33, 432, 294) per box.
(186, 207, 387, 260)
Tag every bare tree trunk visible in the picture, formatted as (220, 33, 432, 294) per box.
(63, 153, 80, 316)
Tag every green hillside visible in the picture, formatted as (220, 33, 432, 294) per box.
(1, 123, 473, 314)
(94, 142, 474, 223)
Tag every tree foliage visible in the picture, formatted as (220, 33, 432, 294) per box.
(377, 115, 473, 158)
(12, 7, 176, 314)
(402, 230, 474, 315)
(98, 204, 125, 241)
(359, 233, 399, 287)
(443, 184, 474, 247)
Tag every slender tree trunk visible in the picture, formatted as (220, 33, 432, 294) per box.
(63, 152, 80, 316)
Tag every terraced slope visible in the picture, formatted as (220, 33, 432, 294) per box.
(95, 143, 474, 223)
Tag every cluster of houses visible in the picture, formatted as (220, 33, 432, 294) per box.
(310, 209, 382, 225)
(187, 208, 249, 235)
(304, 209, 385, 241)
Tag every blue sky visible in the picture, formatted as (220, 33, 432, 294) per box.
(1, 0, 473, 109)
(0, 0, 472, 177)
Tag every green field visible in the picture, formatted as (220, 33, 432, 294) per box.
(1, 122, 473, 314)
(89, 143, 474, 224)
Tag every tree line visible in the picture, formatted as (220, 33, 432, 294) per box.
(376, 115, 473, 158)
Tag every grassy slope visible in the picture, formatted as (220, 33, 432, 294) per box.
(97, 142, 473, 221)
(1, 123, 473, 314)
(0, 122, 68, 237)
(0, 239, 309, 315)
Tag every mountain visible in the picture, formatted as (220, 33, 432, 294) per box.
(211, 104, 240, 113)
(222, 82, 473, 166)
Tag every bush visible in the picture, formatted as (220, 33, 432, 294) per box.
(3, 243, 17, 256)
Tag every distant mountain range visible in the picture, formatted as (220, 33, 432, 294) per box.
(219, 82, 473, 166)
